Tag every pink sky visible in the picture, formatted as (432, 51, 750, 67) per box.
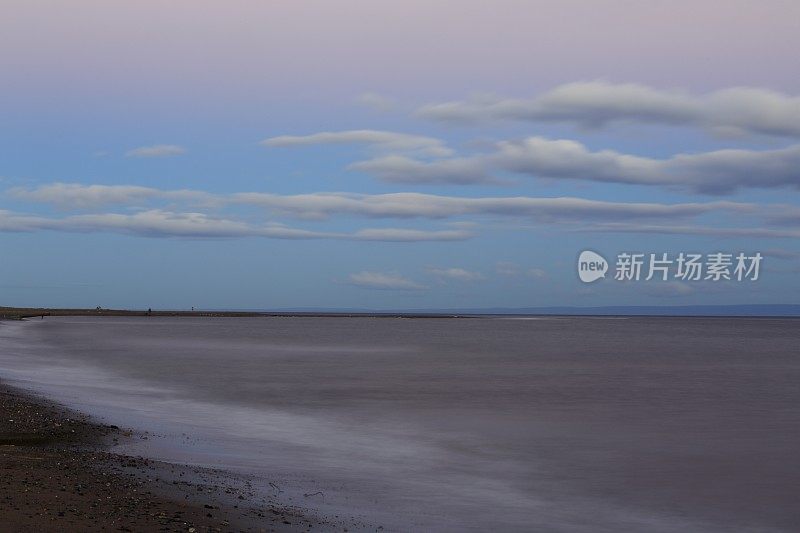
(3, 0, 799, 110)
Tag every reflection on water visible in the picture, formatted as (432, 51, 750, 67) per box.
(1, 316, 799, 531)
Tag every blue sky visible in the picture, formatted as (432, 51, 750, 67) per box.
(1, 0, 799, 310)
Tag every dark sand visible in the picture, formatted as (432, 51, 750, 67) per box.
(0, 382, 343, 532)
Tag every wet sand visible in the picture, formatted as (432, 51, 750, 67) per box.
(0, 382, 340, 532)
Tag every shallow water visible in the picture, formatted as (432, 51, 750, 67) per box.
(1, 316, 799, 531)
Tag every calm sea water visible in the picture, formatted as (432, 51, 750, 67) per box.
(1, 316, 799, 531)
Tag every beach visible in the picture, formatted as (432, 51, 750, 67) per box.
(0, 381, 340, 532)
(2, 315, 800, 531)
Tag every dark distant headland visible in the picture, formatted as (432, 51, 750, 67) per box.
(0, 306, 463, 320)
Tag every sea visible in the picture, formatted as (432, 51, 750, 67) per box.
(1, 316, 798, 532)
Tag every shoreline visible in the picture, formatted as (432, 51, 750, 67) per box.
(0, 380, 336, 532)
(3, 305, 800, 320)
(0, 306, 470, 320)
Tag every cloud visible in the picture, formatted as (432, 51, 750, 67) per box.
(355, 92, 397, 112)
(10, 183, 222, 210)
(0, 208, 472, 242)
(347, 271, 426, 291)
(232, 191, 749, 222)
(5, 184, 758, 235)
(0, 190, 783, 243)
(262, 130, 453, 157)
(125, 144, 186, 158)
(762, 206, 800, 227)
(495, 261, 520, 276)
(0, 210, 52, 233)
(64, 210, 256, 238)
(655, 144, 800, 194)
(352, 136, 800, 194)
(417, 81, 800, 138)
(0, 209, 253, 238)
(427, 267, 484, 282)
(9, 183, 217, 210)
(10, 183, 160, 209)
(492, 137, 659, 186)
(761, 249, 800, 260)
(494, 137, 800, 195)
(581, 222, 800, 239)
(527, 268, 547, 279)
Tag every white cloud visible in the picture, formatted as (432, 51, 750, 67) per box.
(761, 249, 800, 260)
(0, 208, 472, 242)
(9, 183, 217, 210)
(495, 261, 520, 276)
(11, 183, 156, 209)
(581, 222, 800, 239)
(262, 130, 453, 157)
(125, 144, 186, 158)
(5, 184, 766, 240)
(0, 209, 253, 238)
(347, 271, 426, 291)
(353, 136, 800, 194)
(427, 267, 484, 282)
(232, 191, 749, 222)
(527, 268, 547, 279)
(417, 81, 800, 138)
(763, 206, 800, 226)
(492, 137, 659, 186)
(64, 210, 255, 238)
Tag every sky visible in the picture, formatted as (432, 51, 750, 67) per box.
(1, 0, 800, 310)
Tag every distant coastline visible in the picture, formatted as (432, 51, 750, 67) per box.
(2, 304, 799, 320)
